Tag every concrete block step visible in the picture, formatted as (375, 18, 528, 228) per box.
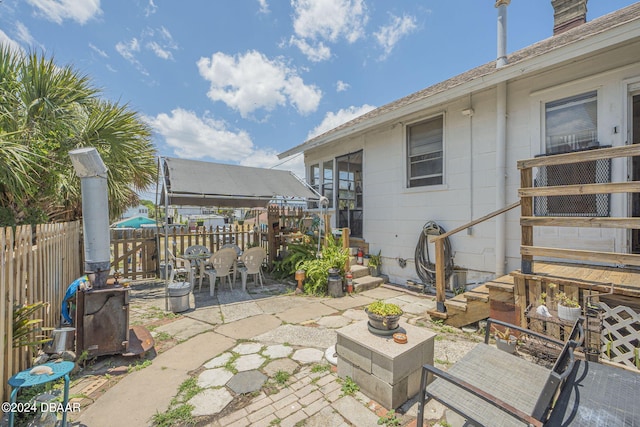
(349, 264, 370, 279)
(353, 275, 384, 293)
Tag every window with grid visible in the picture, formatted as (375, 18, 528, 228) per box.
(535, 91, 609, 217)
(407, 116, 443, 188)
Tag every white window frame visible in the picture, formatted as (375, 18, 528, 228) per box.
(406, 114, 445, 189)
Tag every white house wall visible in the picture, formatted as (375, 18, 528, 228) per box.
(305, 38, 640, 287)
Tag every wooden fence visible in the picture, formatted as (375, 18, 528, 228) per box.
(1, 221, 81, 403)
(112, 206, 308, 278)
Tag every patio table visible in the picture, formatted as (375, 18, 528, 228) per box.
(7, 361, 74, 427)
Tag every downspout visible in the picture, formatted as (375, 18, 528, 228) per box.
(496, 82, 507, 276)
(495, 0, 510, 276)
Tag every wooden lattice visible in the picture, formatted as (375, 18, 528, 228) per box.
(600, 302, 640, 369)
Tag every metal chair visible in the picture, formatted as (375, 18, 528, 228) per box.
(238, 246, 266, 291)
(202, 248, 237, 296)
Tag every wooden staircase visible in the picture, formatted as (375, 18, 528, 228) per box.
(428, 274, 514, 327)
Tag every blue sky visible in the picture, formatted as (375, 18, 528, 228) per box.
(0, 0, 636, 180)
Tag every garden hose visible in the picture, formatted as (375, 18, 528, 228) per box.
(414, 221, 454, 286)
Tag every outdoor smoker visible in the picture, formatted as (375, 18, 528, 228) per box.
(69, 147, 129, 357)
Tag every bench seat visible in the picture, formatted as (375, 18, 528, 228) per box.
(427, 343, 551, 426)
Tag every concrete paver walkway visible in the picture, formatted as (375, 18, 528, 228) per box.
(68, 279, 475, 427)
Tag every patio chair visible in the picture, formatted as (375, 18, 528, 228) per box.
(238, 246, 266, 291)
(417, 318, 584, 427)
(202, 248, 237, 296)
(167, 249, 192, 283)
(185, 245, 211, 289)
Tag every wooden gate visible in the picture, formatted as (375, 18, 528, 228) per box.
(110, 228, 157, 279)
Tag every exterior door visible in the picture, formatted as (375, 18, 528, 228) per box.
(336, 151, 363, 238)
(631, 94, 640, 253)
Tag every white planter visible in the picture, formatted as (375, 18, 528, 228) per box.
(557, 303, 581, 322)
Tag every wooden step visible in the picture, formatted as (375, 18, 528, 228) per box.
(445, 299, 467, 311)
(427, 309, 448, 320)
(485, 274, 515, 292)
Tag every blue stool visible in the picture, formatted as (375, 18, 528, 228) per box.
(7, 361, 74, 427)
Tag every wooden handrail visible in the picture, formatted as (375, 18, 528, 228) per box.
(517, 144, 640, 169)
(430, 201, 522, 312)
(430, 201, 521, 242)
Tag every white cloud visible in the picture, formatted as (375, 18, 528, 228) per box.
(288, 36, 331, 62)
(374, 14, 417, 59)
(89, 42, 108, 58)
(197, 50, 322, 118)
(145, 0, 158, 17)
(240, 151, 305, 179)
(0, 30, 23, 53)
(116, 38, 149, 75)
(147, 41, 172, 60)
(308, 104, 376, 139)
(116, 27, 177, 74)
(290, 0, 368, 61)
(147, 108, 254, 161)
(147, 108, 305, 177)
(336, 80, 349, 92)
(15, 22, 36, 47)
(26, 0, 102, 25)
(257, 0, 269, 14)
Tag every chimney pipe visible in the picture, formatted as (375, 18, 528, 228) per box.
(495, 0, 510, 68)
(552, 0, 588, 35)
(69, 147, 111, 288)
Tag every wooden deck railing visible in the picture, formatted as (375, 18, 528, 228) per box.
(430, 201, 521, 312)
(517, 144, 640, 273)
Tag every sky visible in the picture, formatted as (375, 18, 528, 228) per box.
(0, 0, 637, 185)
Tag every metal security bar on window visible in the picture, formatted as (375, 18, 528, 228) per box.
(534, 158, 611, 217)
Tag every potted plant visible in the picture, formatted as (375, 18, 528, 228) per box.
(368, 250, 382, 277)
(365, 300, 403, 330)
(556, 291, 581, 322)
(492, 326, 517, 354)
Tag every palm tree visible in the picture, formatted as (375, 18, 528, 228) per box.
(0, 46, 157, 225)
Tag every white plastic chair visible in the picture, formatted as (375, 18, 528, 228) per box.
(185, 245, 211, 289)
(202, 248, 237, 296)
(167, 249, 193, 283)
(238, 247, 266, 291)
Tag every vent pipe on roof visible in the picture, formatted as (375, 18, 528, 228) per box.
(552, 0, 588, 35)
(495, 0, 510, 68)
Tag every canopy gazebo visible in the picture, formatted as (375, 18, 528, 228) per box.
(157, 157, 323, 309)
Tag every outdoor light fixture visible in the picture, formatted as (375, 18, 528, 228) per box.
(69, 147, 111, 288)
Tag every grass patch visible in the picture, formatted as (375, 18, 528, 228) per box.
(377, 409, 401, 426)
(310, 363, 330, 373)
(152, 404, 195, 427)
(153, 377, 203, 426)
(273, 370, 291, 385)
(434, 358, 452, 367)
(224, 353, 240, 374)
(339, 376, 359, 397)
(155, 331, 172, 341)
(127, 359, 152, 373)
